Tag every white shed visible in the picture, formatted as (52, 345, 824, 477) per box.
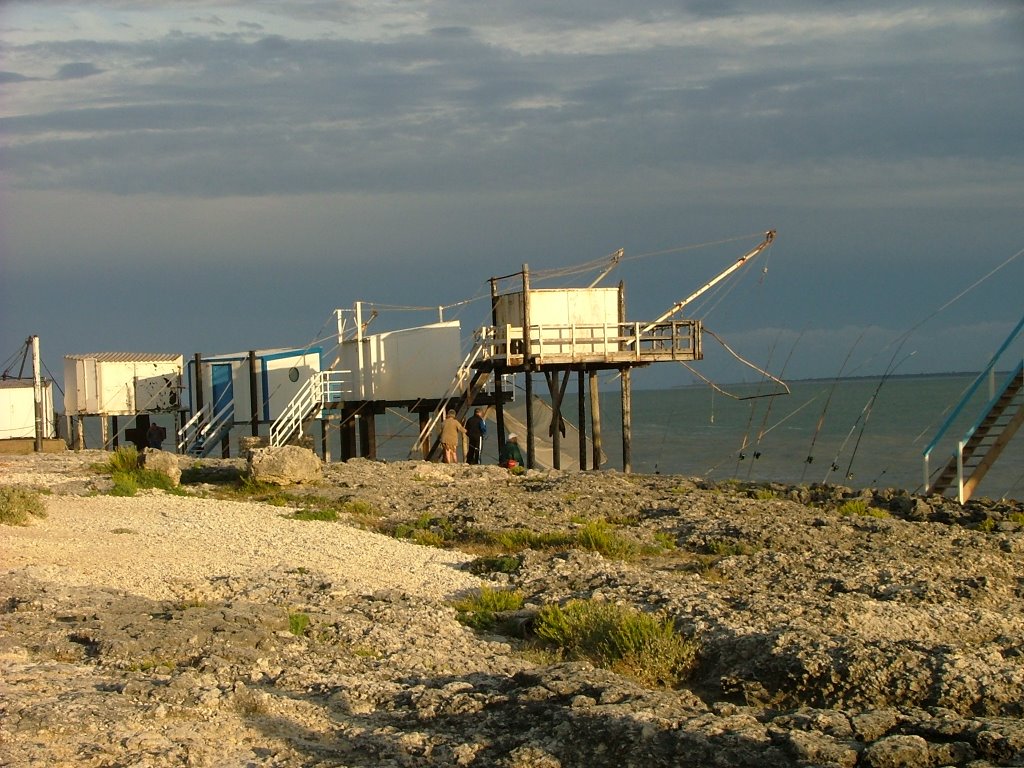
(187, 347, 323, 422)
(63, 353, 183, 416)
(0, 379, 57, 439)
(494, 287, 621, 356)
(335, 321, 463, 402)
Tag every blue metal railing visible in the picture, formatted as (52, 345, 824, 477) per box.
(923, 314, 1024, 493)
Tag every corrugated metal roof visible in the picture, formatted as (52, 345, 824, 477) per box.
(65, 352, 182, 363)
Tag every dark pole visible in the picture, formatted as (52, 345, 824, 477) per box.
(590, 370, 602, 470)
(578, 369, 587, 470)
(621, 367, 632, 474)
(248, 350, 259, 437)
(193, 353, 204, 412)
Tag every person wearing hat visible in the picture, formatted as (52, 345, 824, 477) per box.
(465, 407, 487, 465)
(440, 409, 466, 463)
(499, 432, 524, 469)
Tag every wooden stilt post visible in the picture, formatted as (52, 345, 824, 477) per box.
(359, 412, 377, 459)
(546, 372, 560, 470)
(100, 415, 109, 450)
(578, 369, 587, 470)
(621, 367, 632, 474)
(590, 371, 602, 469)
(494, 369, 506, 460)
(75, 416, 85, 450)
(111, 415, 119, 449)
(525, 371, 534, 469)
(248, 350, 260, 437)
(418, 411, 430, 459)
(340, 411, 356, 460)
(321, 418, 329, 461)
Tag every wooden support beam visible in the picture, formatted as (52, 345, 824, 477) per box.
(359, 413, 377, 459)
(621, 367, 632, 474)
(578, 370, 587, 471)
(590, 371, 602, 470)
(494, 370, 506, 459)
(248, 350, 260, 436)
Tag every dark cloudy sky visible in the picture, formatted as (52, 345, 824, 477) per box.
(1, 0, 1022, 387)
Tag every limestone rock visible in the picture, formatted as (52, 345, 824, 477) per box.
(140, 448, 181, 486)
(246, 445, 322, 485)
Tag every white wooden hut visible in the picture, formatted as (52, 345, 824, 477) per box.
(0, 378, 57, 440)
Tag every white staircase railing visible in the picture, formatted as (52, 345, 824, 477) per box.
(177, 400, 235, 457)
(410, 332, 488, 457)
(269, 370, 352, 447)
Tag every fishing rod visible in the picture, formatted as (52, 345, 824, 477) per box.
(745, 331, 803, 480)
(800, 329, 866, 482)
(823, 348, 916, 484)
(735, 334, 780, 475)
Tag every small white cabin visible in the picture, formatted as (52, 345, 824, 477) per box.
(63, 353, 183, 416)
(0, 379, 57, 439)
(493, 287, 621, 357)
(186, 347, 322, 422)
(336, 321, 463, 402)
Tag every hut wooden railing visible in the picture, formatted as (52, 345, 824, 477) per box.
(476, 320, 702, 367)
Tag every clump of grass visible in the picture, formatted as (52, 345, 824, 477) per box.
(0, 486, 48, 526)
(976, 517, 996, 533)
(1008, 512, 1024, 525)
(705, 538, 756, 557)
(102, 446, 141, 473)
(837, 499, 891, 518)
(288, 612, 311, 636)
(452, 586, 525, 631)
(753, 488, 778, 500)
(97, 446, 184, 497)
(533, 599, 698, 688)
(290, 507, 338, 522)
(489, 528, 574, 552)
(575, 519, 637, 560)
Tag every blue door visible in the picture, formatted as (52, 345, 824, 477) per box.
(211, 364, 234, 417)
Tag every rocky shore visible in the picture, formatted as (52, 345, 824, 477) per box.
(2, 450, 1024, 767)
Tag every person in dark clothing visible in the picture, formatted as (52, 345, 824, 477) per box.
(499, 433, 524, 468)
(146, 422, 165, 449)
(465, 407, 487, 465)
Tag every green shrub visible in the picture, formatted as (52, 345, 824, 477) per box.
(110, 471, 139, 497)
(288, 612, 310, 636)
(0, 487, 48, 526)
(575, 519, 637, 560)
(705, 539, 754, 557)
(533, 600, 698, 688)
(489, 528, 574, 552)
(290, 507, 339, 521)
(103, 446, 141, 474)
(452, 587, 525, 631)
(837, 499, 890, 518)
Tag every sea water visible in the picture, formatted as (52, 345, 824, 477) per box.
(564, 374, 1024, 499)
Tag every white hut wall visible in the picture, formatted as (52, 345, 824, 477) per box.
(494, 288, 620, 356)
(336, 322, 462, 402)
(64, 356, 183, 416)
(0, 382, 57, 439)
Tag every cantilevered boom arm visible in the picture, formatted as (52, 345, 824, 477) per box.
(644, 230, 775, 331)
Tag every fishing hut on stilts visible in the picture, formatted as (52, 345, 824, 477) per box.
(418, 231, 777, 472)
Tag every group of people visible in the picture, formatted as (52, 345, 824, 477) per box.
(440, 407, 524, 468)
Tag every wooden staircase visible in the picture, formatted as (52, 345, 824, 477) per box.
(928, 365, 1024, 501)
(422, 369, 492, 461)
